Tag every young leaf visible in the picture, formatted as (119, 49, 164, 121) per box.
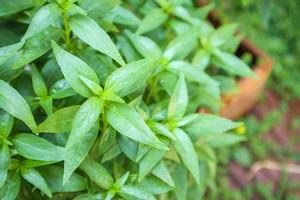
(52, 41, 100, 98)
(0, 171, 20, 200)
(125, 30, 162, 58)
(168, 74, 188, 119)
(105, 58, 157, 97)
(0, 110, 14, 138)
(209, 24, 238, 47)
(79, 75, 103, 96)
(171, 128, 200, 184)
(30, 65, 48, 97)
(35, 105, 80, 134)
(12, 133, 64, 162)
(21, 168, 52, 198)
(213, 49, 256, 78)
(80, 157, 114, 189)
(0, 80, 36, 130)
(148, 121, 176, 140)
(0, 144, 10, 187)
(69, 14, 125, 65)
(137, 8, 168, 34)
(64, 97, 102, 184)
(22, 3, 61, 40)
(39, 165, 86, 193)
(0, 41, 25, 66)
(105, 102, 166, 150)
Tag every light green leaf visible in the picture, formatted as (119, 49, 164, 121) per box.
(192, 49, 211, 70)
(0, 80, 36, 130)
(22, 3, 61, 40)
(12, 133, 64, 162)
(184, 114, 241, 137)
(152, 161, 175, 187)
(63, 97, 102, 184)
(50, 79, 77, 99)
(106, 102, 166, 150)
(69, 14, 125, 65)
(148, 121, 176, 140)
(0, 144, 10, 187)
(105, 58, 157, 97)
(168, 74, 188, 119)
(0, 41, 25, 66)
(12, 27, 63, 69)
(52, 41, 100, 98)
(30, 65, 48, 97)
(119, 185, 156, 200)
(137, 176, 173, 195)
(213, 49, 255, 78)
(35, 105, 80, 134)
(118, 135, 138, 162)
(79, 75, 103, 96)
(125, 30, 162, 58)
(39, 96, 53, 116)
(172, 128, 199, 184)
(163, 28, 198, 60)
(39, 165, 86, 193)
(209, 23, 238, 47)
(80, 157, 114, 189)
(0, 171, 20, 200)
(97, 127, 116, 155)
(137, 8, 168, 34)
(0, 110, 13, 138)
(21, 168, 52, 198)
(197, 133, 246, 148)
(79, 0, 119, 17)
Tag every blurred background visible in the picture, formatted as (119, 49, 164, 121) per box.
(205, 0, 300, 199)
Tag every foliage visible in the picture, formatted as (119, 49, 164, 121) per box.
(0, 0, 252, 199)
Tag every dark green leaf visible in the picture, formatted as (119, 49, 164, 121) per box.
(0, 171, 20, 200)
(0, 0, 34, 17)
(0, 144, 10, 187)
(0, 41, 24, 66)
(0, 110, 13, 138)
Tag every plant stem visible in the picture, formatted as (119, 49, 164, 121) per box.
(62, 7, 72, 50)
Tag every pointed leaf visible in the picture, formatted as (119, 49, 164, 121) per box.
(0, 171, 20, 200)
(22, 3, 61, 40)
(64, 97, 102, 183)
(171, 128, 199, 184)
(0, 144, 10, 187)
(12, 133, 64, 162)
(0, 80, 36, 130)
(152, 161, 175, 187)
(119, 185, 156, 200)
(0, 110, 13, 138)
(137, 8, 168, 34)
(106, 102, 166, 150)
(105, 58, 157, 97)
(30, 65, 48, 97)
(21, 168, 52, 198)
(52, 41, 100, 98)
(168, 74, 188, 119)
(0, 41, 25, 66)
(70, 14, 125, 65)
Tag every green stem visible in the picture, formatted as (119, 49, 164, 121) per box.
(62, 7, 72, 50)
(146, 76, 158, 104)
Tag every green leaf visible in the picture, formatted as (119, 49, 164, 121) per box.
(212, 49, 255, 77)
(192, 49, 210, 70)
(172, 164, 187, 200)
(111, 6, 141, 28)
(125, 31, 162, 58)
(171, 128, 199, 184)
(105, 58, 157, 97)
(0, 110, 13, 138)
(39, 165, 86, 193)
(168, 74, 188, 119)
(74, 193, 104, 200)
(137, 8, 168, 34)
(163, 28, 198, 60)
(64, 97, 102, 184)
(79, 75, 103, 96)
(39, 96, 53, 116)
(138, 147, 166, 182)
(0, 171, 20, 200)
(106, 102, 166, 150)
(30, 65, 48, 97)
(0, 0, 34, 17)
(119, 185, 156, 200)
(0, 80, 36, 130)
(22, 3, 61, 40)
(101, 142, 121, 163)
(197, 133, 246, 148)
(184, 114, 241, 137)
(52, 41, 100, 98)
(79, 0, 119, 17)
(0, 144, 10, 187)
(97, 127, 116, 155)
(12, 133, 64, 162)
(209, 23, 238, 47)
(80, 157, 114, 189)
(152, 161, 175, 187)
(69, 14, 125, 65)
(12, 27, 63, 69)
(118, 135, 138, 162)
(35, 105, 80, 134)
(137, 176, 173, 195)
(148, 121, 176, 140)
(50, 79, 77, 99)
(0, 41, 25, 66)
(21, 168, 52, 198)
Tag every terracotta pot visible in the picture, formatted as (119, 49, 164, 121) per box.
(197, 1, 273, 120)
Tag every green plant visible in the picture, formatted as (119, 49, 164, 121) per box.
(0, 0, 252, 199)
